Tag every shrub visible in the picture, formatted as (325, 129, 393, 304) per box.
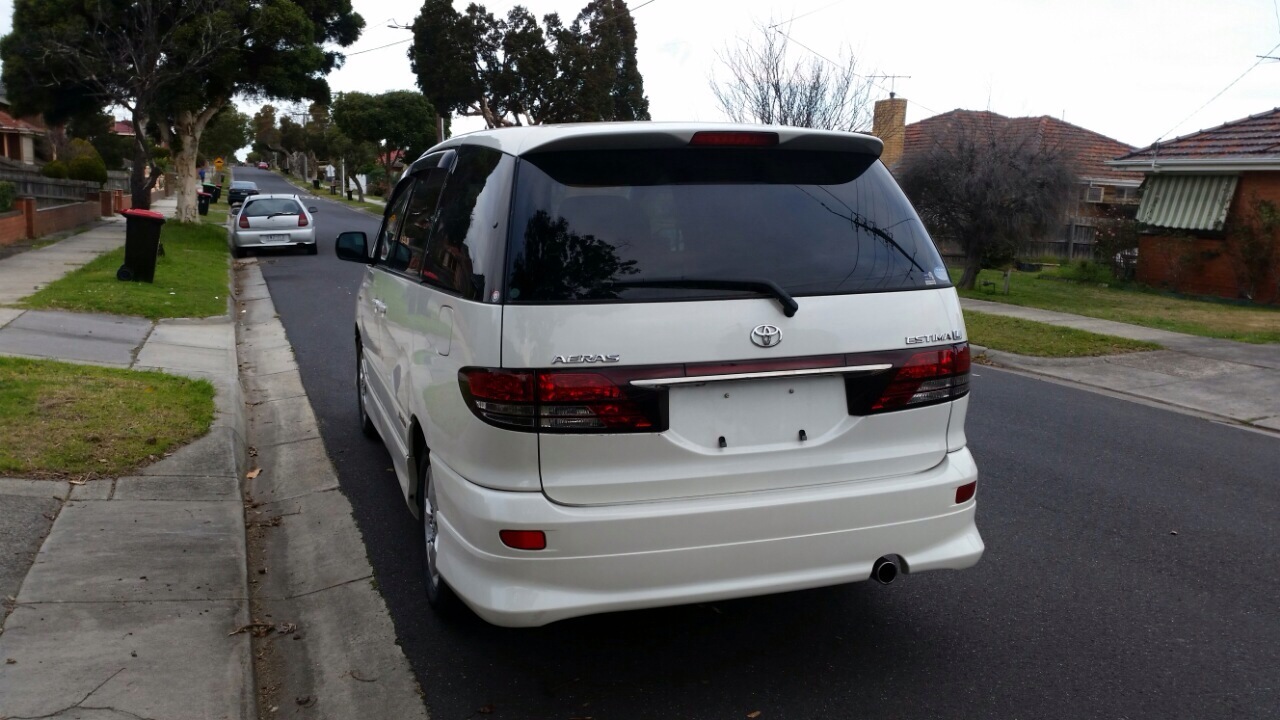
(67, 155, 108, 185)
(0, 181, 13, 213)
(41, 160, 69, 179)
(1225, 196, 1280, 303)
(1058, 260, 1116, 284)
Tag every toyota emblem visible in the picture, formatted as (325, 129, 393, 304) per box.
(750, 324, 782, 348)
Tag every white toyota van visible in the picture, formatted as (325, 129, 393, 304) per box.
(334, 123, 983, 627)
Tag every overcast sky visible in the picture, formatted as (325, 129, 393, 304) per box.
(2, 0, 1278, 149)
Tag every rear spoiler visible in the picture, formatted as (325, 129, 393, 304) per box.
(522, 127, 884, 158)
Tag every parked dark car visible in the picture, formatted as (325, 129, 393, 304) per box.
(227, 180, 259, 206)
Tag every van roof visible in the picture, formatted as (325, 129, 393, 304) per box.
(430, 122, 884, 159)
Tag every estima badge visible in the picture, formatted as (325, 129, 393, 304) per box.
(750, 324, 782, 348)
(905, 330, 962, 345)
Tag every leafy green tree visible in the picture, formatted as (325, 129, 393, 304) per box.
(332, 91, 438, 183)
(323, 127, 377, 201)
(1, 0, 364, 220)
(2, 0, 235, 209)
(199, 107, 251, 163)
(410, 0, 649, 130)
(68, 112, 132, 171)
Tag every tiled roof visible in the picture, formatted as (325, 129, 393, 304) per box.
(901, 109, 1143, 183)
(1115, 107, 1280, 162)
(113, 120, 136, 135)
(0, 109, 42, 135)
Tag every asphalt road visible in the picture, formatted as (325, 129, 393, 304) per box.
(242, 166, 1280, 720)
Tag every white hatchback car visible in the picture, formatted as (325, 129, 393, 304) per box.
(230, 194, 318, 257)
(334, 123, 983, 627)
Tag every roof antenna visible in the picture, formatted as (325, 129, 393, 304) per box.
(870, 75, 911, 98)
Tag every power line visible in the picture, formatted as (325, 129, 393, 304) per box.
(344, 38, 412, 57)
(768, 0, 849, 29)
(770, 27, 939, 115)
(1157, 40, 1280, 141)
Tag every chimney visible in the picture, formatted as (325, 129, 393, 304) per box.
(872, 95, 908, 168)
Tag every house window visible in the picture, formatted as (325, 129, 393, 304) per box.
(1115, 186, 1138, 201)
(1085, 186, 1105, 203)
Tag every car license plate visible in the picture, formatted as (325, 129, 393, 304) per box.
(262, 234, 288, 242)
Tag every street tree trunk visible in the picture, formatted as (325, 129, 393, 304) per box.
(128, 109, 159, 210)
(957, 245, 982, 290)
(171, 103, 225, 222)
(350, 172, 366, 202)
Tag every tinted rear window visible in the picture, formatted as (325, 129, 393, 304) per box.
(231, 181, 257, 189)
(243, 198, 301, 217)
(505, 148, 948, 304)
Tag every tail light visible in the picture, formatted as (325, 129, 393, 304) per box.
(869, 343, 970, 412)
(238, 213, 249, 228)
(298, 213, 309, 227)
(459, 368, 668, 433)
(459, 343, 970, 434)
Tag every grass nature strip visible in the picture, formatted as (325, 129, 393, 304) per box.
(955, 268, 1280, 344)
(964, 311, 1162, 357)
(19, 220, 230, 320)
(0, 356, 215, 478)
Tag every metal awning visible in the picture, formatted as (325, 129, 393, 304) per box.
(1136, 174, 1238, 231)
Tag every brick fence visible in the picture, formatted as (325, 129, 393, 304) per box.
(0, 192, 121, 247)
(0, 176, 174, 247)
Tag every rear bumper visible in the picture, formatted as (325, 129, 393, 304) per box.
(433, 448, 983, 627)
(230, 229, 316, 248)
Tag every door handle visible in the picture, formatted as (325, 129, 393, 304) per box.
(372, 299, 387, 315)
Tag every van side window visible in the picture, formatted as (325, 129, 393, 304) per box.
(382, 152, 453, 276)
(376, 184, 414, 266)
(421, 146, 513, 300)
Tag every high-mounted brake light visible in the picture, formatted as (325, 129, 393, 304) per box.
(689, 131, 779, 147)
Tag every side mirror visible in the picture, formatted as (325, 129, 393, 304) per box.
(308, 206, 318, 213)
(335, 231, 369, 263)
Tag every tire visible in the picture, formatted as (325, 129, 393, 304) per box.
(306, 243, 318, 256)
(419, 459, 461, 614)
(231, 245, 246, 259)
(355, 345, 378, 439)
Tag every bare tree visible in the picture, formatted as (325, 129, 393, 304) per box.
(898, 123, 1078, 290)
(710, 21, 876, 131)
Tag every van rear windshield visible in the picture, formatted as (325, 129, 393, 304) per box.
(504, 148, 949, 304)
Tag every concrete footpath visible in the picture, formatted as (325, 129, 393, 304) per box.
(0, 197, 425, 719)
(963, 298, 1280, 432)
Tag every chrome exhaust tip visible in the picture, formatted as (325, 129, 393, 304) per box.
(871, 556, 899, 585)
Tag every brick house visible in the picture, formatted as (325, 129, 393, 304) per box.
(0, 81, 42, 165)
(1109, 108, 1280, 304)
(873, 98, 1143, 258)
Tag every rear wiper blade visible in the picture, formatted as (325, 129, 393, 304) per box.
(266, 211, 298, 219)
(606, 277, 799, 317)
